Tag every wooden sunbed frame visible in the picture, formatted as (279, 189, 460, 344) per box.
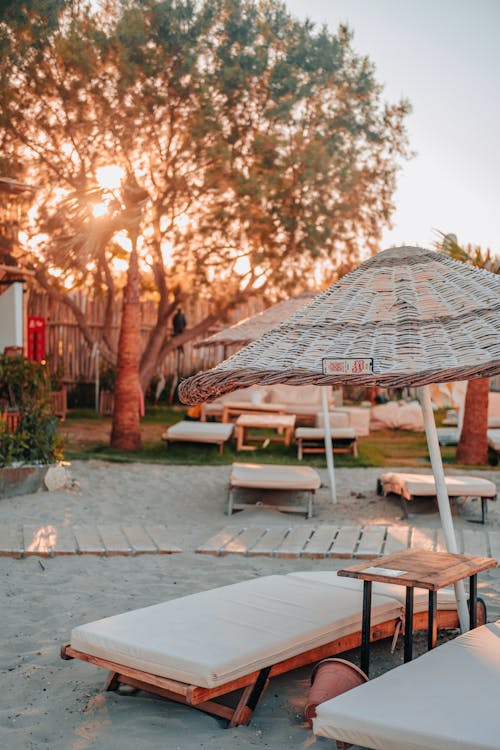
(61, 608, 458, 727)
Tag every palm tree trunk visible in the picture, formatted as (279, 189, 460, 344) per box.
(455, 378, 489, 465)
(110, 242, 142, 450)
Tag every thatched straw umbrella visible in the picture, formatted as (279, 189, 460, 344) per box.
(195, 292, 339, 502)
(180, 246, 500, 630)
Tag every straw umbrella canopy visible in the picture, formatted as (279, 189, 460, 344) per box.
(195, 292, 316, 349)
(195, 291, 338, 503)
(181, 246, 500, 630)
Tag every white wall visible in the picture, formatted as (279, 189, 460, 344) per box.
(0, 282, 24, 352)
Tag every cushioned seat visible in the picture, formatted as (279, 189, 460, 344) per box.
(314, 621, 500, 750)
(228, 462, 321, 517)
(161, 421, 234, 454)
(295, 426, 358, 459)
(488, 428, 500, 453)
(379, 471, 497, 523)
(62, 572, 458, 727)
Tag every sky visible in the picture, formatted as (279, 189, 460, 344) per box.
(286, 0, 500, 254)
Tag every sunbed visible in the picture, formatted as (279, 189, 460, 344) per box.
(61, 572, 458, 727)
(313, 620, 500, 750)
(377, 471, 497, 523)
(161, 421, 234, 454)
(227, 462, 321, 517)
(488, 428, 500, 454)
(295, 427, 358, 459)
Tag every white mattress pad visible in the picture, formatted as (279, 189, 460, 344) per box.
(381, 472, 496, 497)
(230, 462, 321, 490)
(70, 574, 401, 688)
(314, 620, 500, 750)
(163, 421, 234, 441)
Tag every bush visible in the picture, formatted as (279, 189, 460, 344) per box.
(0, 354, 63, 467)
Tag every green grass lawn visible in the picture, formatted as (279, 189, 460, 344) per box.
(58, 405, 497, 469)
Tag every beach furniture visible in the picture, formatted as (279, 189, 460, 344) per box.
(61, 571, 458, 727)
(161, 420, 234, 455)
(234, 413, 296, 451)
(227, 461, 321, 517)
(313, 620, 500, 750)
(487, 428, 500, 455)
(295, 427, 358, 459)
(377, 471, 497, 523)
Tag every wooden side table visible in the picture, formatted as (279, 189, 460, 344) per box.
(235, 414, 296, 451)
(338, 548, 497, 676)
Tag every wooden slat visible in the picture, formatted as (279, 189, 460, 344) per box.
(196, 528, 241, 555)
(355, 526, 386, 558)
(50, 525, 77, 555)
(302, 525, 338, 558)
(462, 528, 489, 557)
(122, 525, 159, 554)
(409, 527, 436, 551)
(384, 525, 410, 554)
(73, 525, 105, 555)
(144, 525, 182, 554)
(221, 528, 267, 556)
(0, 525, 22, 557)
(23, 524, 58, 557)
(97, 525, 132, 556)
(329, 526, 361, 558)
(248, 527, 289, 556)
(274, 527, 314, 558)
(487, 531, 500, 561)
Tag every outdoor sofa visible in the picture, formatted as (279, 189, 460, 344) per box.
(61, 571, 458, 728)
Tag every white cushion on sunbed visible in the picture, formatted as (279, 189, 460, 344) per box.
(487, 429, 500, 452)
(314, 620, 500, 750)
(287, 571, 457, 612)
(230, 462, 321, 491)
(70, 575, 400, 689)
(381, 472, 496, 497)
(162, 421, 234, 442)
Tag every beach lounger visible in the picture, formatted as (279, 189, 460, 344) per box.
(313, 620, 500, 750)
(295, 427, 358, 459)
(61, 572, 458, 727)
(227, 462, 321, 517)
(487, 428, 500, 455)
(161, 421, 234, 455)
(377, 471, 497, 524)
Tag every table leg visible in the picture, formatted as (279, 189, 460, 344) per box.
(469, 574, 477, 630)
(361, 580, 372, 677)
(404, 587, 414, 663)
(428, 590, 437, 650)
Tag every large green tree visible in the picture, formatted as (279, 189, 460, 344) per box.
(1, 0, 411, 449)
(438, 233, 499, 465)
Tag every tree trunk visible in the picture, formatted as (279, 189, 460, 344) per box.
(110, 243, 142, 450)
(455, 378, 489, 465)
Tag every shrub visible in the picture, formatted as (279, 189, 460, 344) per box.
(0, 354, 63, 467)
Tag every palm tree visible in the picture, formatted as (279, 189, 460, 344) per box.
(438, 233, 499, 465)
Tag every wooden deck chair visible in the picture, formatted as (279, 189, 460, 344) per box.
(313, 620, 500, 750)
(61, 572, 458, 727)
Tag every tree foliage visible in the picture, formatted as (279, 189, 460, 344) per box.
(1, 0, 411, 446)
(437, 231, 499, 466)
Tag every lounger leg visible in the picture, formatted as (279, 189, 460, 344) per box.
(228, 666, 271, 727)
(104, 672, 120, 691)
(227, 486, 234, 516)
(298, 439, 303, 461)
(307, 491, 314, 519)
(400, 496, 409, 519)
(481, 497, 487, 524)
(352, 441, 358, 458)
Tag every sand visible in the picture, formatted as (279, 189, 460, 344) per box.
(1, 461, 499, 750)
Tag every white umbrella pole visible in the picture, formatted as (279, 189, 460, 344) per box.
(418, 385, 469, 632)
(321, 386, 337, 504)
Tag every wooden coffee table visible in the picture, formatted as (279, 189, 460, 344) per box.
(338, 548, 497, 676)
(221, 402, 286, 423)
(235, 414, 296, 451)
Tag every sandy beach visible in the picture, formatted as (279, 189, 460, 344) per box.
(1, 461, 499, 750)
